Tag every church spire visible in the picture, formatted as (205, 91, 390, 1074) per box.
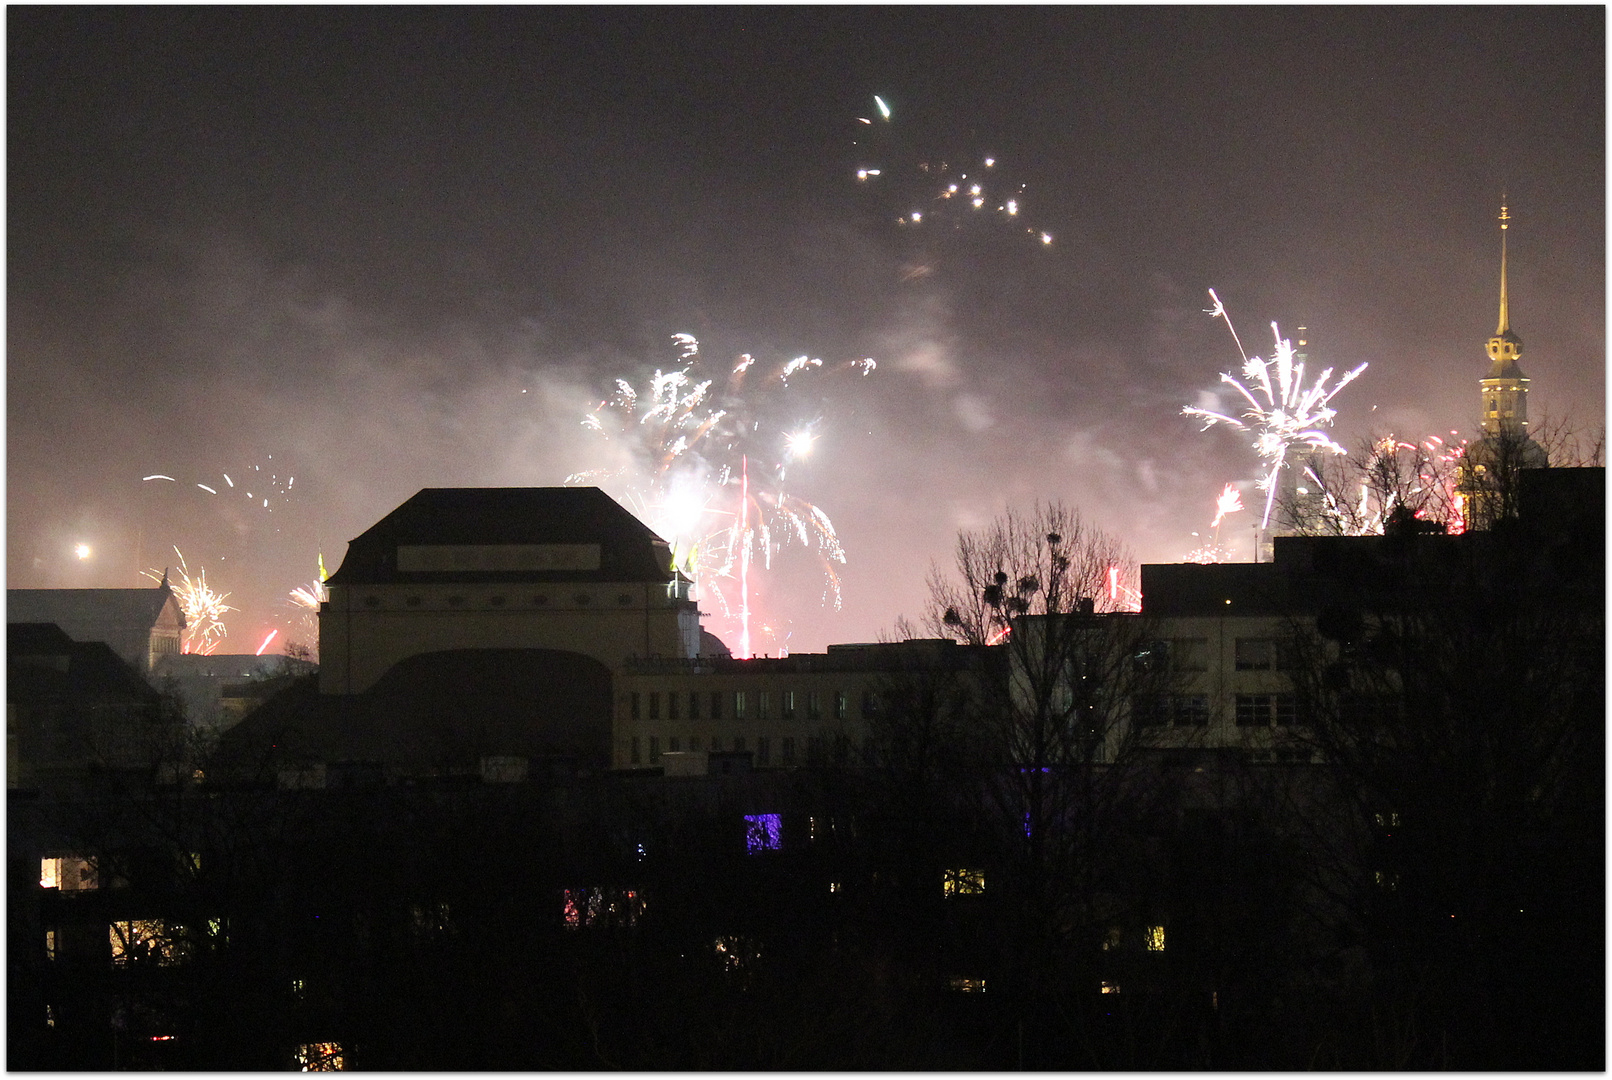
(1496, 198, 1511, 335)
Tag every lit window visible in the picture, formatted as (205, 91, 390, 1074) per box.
(733, 690, 746, 719)
(943, 868, 986, 897)
(41, 856, 97, 891)
(45, 929, 56, 960)
(713, 935, 761, 973)
(1375, 870, 1400, 892)
(110, 920, 191, 967)
(783, 690, 795, 718)
(835, 690, 847, 720)
(1101, 981, 1121, 994)
(562, 887, 644, 929)
(294, 1042, 347, 1071)
(744, 814, 782, 854)
(806, 690, 820, 719)
(948, 977, 987, 992)
(829, 881, 842, 893)
(1145, 925, 1166, 952)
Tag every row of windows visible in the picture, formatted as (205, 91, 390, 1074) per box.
(1132, 695, 1210, 727)
(629, 689, 878, 723)
(359, 591, 638, 610)
(1133, 694, 1300, 727)
(628, 733, 859, 767)
(1135, 637, 1292, 673)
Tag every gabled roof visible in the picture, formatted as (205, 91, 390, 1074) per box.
(327, 487, 678, 585)
(7, 584, 183, 634)
(8, 623, 162, 705)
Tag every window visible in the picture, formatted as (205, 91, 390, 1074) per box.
(630, 692, 641, 721)
(756, 736, 770, 765)
(733, 690, 745, 719)
(861, 690, 880, 718)
(1236, 694, 1300, 726)
(41, 856, 97, 892)
(711, 691, 723, 720)
(1132, 695, 1169, 727)
(563, 887, 644, 929)
(110, 920, 191, 967)
(1273, 694, 1298, 726)
(783, 690, 796, 718)
(1134, 640, 1170, 672)
(1145, 925, 1166, 952)
(1173, 638, 1210, 672)
(806, 690, 820, 720)
(294, 1042, 347, 1071)
(948, 977, 987, 993)
(668, 692, 680, 721)
(649, 736, 660, 764)
(1235, 694, 1271, 726)
(688, 692, 700, 721)
(45, 929, 56, 960)
(1234, 638, 1276, 671)
(744, 814, 782, 853)
(943, 868, 986, 897)
(630, 737, 641, 765)
(648, 692, 661, 720)
(757, 692, 770, 720)
(835, 690, 847, 720)
(781, 737, 795, 765)
(1175, 696, 1210, 726)
(669, 736, 680, 752)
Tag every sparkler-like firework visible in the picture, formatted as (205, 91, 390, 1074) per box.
(1183, 290, 1368, 529)
(569, 335, 874, 656)
(142, 457, 296, 513)
(1185, 483, 1245, 563)
(144, 547, 234, 655)
(851, 94, 1054, 254)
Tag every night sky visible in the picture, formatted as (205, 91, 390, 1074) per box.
(8, 7, 1604, 655)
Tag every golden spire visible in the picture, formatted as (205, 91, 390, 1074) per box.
(1496, 198, 1511, 335)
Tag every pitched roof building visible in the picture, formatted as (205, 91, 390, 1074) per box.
(6, 582, 185, 674)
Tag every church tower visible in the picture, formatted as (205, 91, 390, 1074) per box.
(1480, 201, 1532, 438)
(1460, 200, 1547, 528)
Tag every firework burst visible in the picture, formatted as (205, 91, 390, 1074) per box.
(1183, 290, 1367, 528)
(569, 334, 874, 655)
(144, 547, 234, 655)
(851, 94, 1055, 257)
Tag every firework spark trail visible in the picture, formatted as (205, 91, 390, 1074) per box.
(851, 94, 1055, 250)
(1183, 291, 1368, 528)
(569, 335, 874, 654)
(143, 547, 234, 655)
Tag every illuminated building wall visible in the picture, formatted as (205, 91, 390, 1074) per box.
(319, 488, 703, 694)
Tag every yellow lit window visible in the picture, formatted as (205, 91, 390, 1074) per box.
(948, 977, 987, 993)
(943, 868, 986, 897)
(295, 1042, 346, 1071)
(1145, 925, 1166, 952)
(110, 920, 191, 967)
(1101, 981, 1121, 994)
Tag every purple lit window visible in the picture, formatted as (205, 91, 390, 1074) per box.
(744, 814, 782, 854)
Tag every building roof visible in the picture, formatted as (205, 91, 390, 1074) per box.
(327, 487, 680, 585)
(8, 584, 183, 634)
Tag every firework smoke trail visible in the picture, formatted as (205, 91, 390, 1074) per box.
(570, 335, 874, 655)
(851, 94, 1055, 253)
(1183, 290, 1368, 529)
(143, 547, 234, 655)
